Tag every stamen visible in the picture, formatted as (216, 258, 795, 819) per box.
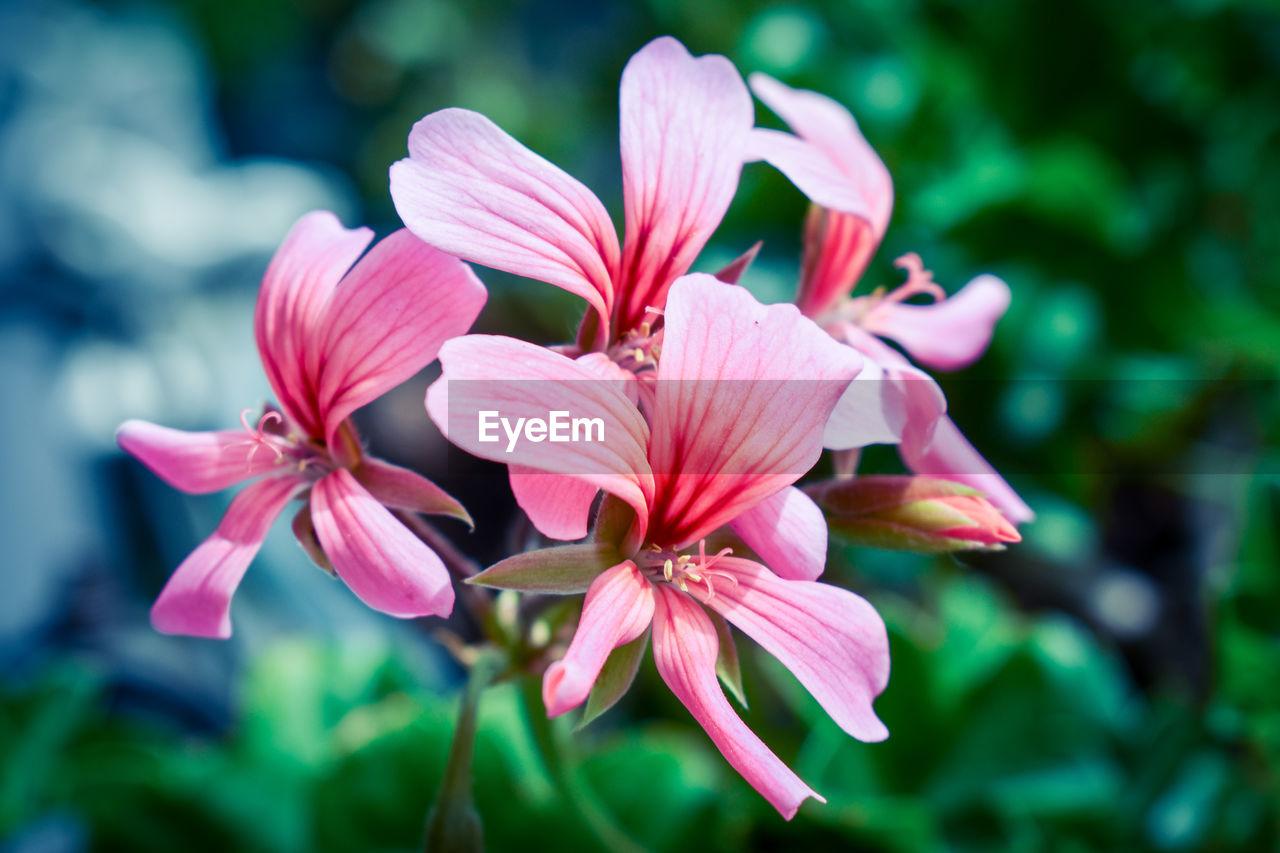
(887, 253, 946, 303)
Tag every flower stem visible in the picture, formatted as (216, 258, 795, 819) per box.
(518, 680, 646, 853)
(423, 650, 503, 853)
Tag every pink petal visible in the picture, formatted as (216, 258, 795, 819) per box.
(614, 37, 754, 334)
(313, 229, 486, 446)
(542, 561, 654, 717)
(749, 74, 893, 317)
(646, 275, 862, 547)
(427, 335, 654, 542)
(748, 73, 892, 237)
(509, 466, 599, 541)
(699, 557, 890, 743)
(863, 274, 1011, 371)
(728, 486, 828, 581)
(353, 457, 471, 526)
(390, 108, 619, 333)
(899, 415, 1034, 525)
(151, 475, 305, 638)
(652, 586, 823, 820)
(744, 129, 874, 221)
(255, 211, 373, 437)
(310, 469, 455, 619)
(827, 324, 947, 452)
(117, 420, 283, 494)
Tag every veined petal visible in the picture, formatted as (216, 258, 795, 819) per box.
(863, 274, 1011, 371)
(700, 557, 890, 743)
(151, 475, 305, 638)
(255, 211, 372, 437)
(117, 420, 283, 494)
(390, 108, 618, 331)
(427, 335, 654, 541)
(744, 129, 873, 220)
(509, 466, 599, 541)
(614, 37, 754, 335)
(353, 457, 472, 527)
(543, 561, 654, 717)
(899, 415, 1035, 525)
(314, 230, 486, 446)
(728, 486, 827, 581)
(652, 586, 823, 820)
(310, 469, 455, 619)
(646, 275, 862, 547)
(750, 74, 893, 316)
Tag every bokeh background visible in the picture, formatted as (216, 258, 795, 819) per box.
(3, 0, 1279, 850)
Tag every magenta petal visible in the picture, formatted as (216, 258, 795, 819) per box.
(117, 419, 283, 494)
(313, 230, 486, 445)
(728, 487, 828, 581)
(646, 275, 862, 546)
(614, 37, 754, 333)
(354, 457, 471, 526)
(865, 274, 1011, 371)
(542, 561, 654, 717)
(701, 558, 890, 743)
(427, 335, 654, 539)
(899, 416, 1034, 524)
(151, 475, 305, 638)
(652, 586, 824, 820)
(310, 469, 455, 618)
(509, 466, 599, 541)
(255, 211, 373, 437)
(390, 108, 618, 329)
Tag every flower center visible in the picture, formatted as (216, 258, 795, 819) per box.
(229, 407, 334, 479)
(638, 539, 738, 598)
(608, 306, 664, 374)
(830, 252, 946, 328)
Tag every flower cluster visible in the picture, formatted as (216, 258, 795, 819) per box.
(118, 36, 1029, 819)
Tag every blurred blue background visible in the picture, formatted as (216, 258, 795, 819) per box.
(2, 0, 1278, 850)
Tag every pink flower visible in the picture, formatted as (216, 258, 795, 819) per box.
(428, 275, 889, 818)
(389, 36, 754, 353)
(116, 211, 486, 638)
(747, 74, 1033, 524)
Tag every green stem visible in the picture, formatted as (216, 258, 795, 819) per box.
(423, 652, 503, 853)
(518, 680, 646, 853)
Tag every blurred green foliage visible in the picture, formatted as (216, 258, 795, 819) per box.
(15, 0, 1280, 848)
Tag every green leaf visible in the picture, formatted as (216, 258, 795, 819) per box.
(709, 612, 747, 710)
(468, 543, 622, 593)
(579, 628, 650, 729)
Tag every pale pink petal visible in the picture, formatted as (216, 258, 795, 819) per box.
(354, 457, 471, 526)
(646, 275, 862, 547)
(313, 229, 486, 446)
(427, 335, 654, 541)
(652, 586, 823, 820)
(699, 557, 890, 742)
(255, 211, 373, 437)
(390, 108, 618, 332)
(899, 416, 1034, 524)
(509, 466, 599, 541)
(728, 486, 827, 581)
(151, 475, 305, 638)
(117, 420, 283, 494)
(543, 561, 654, 717)
(827, 324, 947, 453)
(750, 74, 893, 317)
(614, 37, 755, 334)
(748, 73, 892, 237)
(310, 469, 455, 619)
(574, 352, 640, 404)
(864, 274, 1011, 371)
(744, 129, 873, 221)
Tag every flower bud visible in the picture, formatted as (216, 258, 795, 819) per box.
(806, 476, 1021, 553)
